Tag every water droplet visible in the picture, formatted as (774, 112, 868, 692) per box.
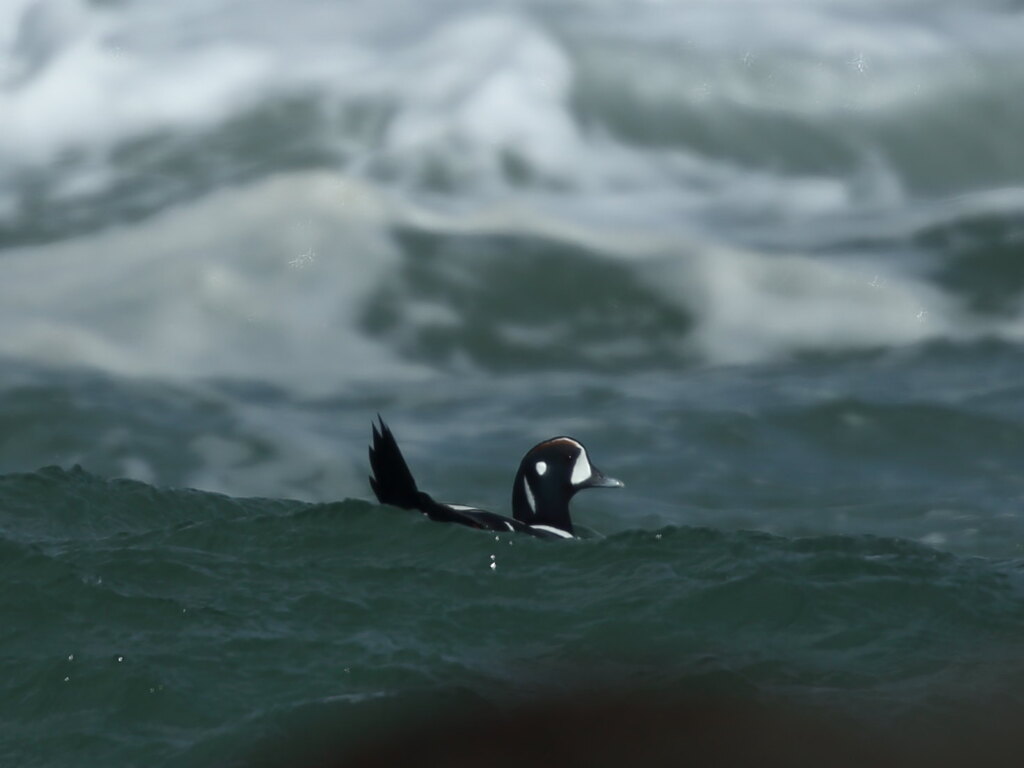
(489, 562, 497, 570)
(490, 554, 496, 560)
(67, 654, 74, 661)
(655, 533, 662, 540)
(116, 655, 124, 663)
(63, 676, 70, 682)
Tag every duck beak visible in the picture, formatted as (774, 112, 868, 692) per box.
(583, 467, 625, 489)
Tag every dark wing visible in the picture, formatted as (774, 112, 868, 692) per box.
(430, 507, 565, 537)
(447, 507, 528, 534)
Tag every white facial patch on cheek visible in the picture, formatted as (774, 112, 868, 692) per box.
(570, 448, 592, 486)
(535, 460, 547, 476)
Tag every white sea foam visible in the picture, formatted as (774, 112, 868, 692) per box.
(2, 0, 1024, 388)
(3, 0, 1022, 200)
(0, 172, 432, 393)
(661, 246, 963, 365)
(3, 168, 1018, 392)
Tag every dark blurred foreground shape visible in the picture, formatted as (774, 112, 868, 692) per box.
(247, 687, 1024, 768)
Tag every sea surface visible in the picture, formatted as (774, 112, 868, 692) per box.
(3, 0, 1024, 765)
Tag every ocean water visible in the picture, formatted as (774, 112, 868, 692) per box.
(3, 0, 1024, 765)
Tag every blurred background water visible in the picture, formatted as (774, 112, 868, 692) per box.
(2, 1, 1024, 765)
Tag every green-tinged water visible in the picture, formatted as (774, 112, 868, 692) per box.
(2, 467, 1023, 766)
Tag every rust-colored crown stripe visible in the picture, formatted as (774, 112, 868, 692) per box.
(538, 437, 582, 452)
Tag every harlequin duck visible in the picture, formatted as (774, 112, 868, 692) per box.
(368, 417, 623, 539)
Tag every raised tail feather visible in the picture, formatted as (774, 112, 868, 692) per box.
(368, 416, 424, 510)
(368, 416, 487, 528)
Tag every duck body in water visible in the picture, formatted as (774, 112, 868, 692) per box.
(368, 417, 623, 540)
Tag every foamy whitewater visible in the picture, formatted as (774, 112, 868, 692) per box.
(4, 0, 1024, 384)
(3, 1, 1024, 766)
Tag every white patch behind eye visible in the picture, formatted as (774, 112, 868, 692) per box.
(535, 460, 547, 476)
(523, 477, 536, 514)
(570, 448, 592, 486)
